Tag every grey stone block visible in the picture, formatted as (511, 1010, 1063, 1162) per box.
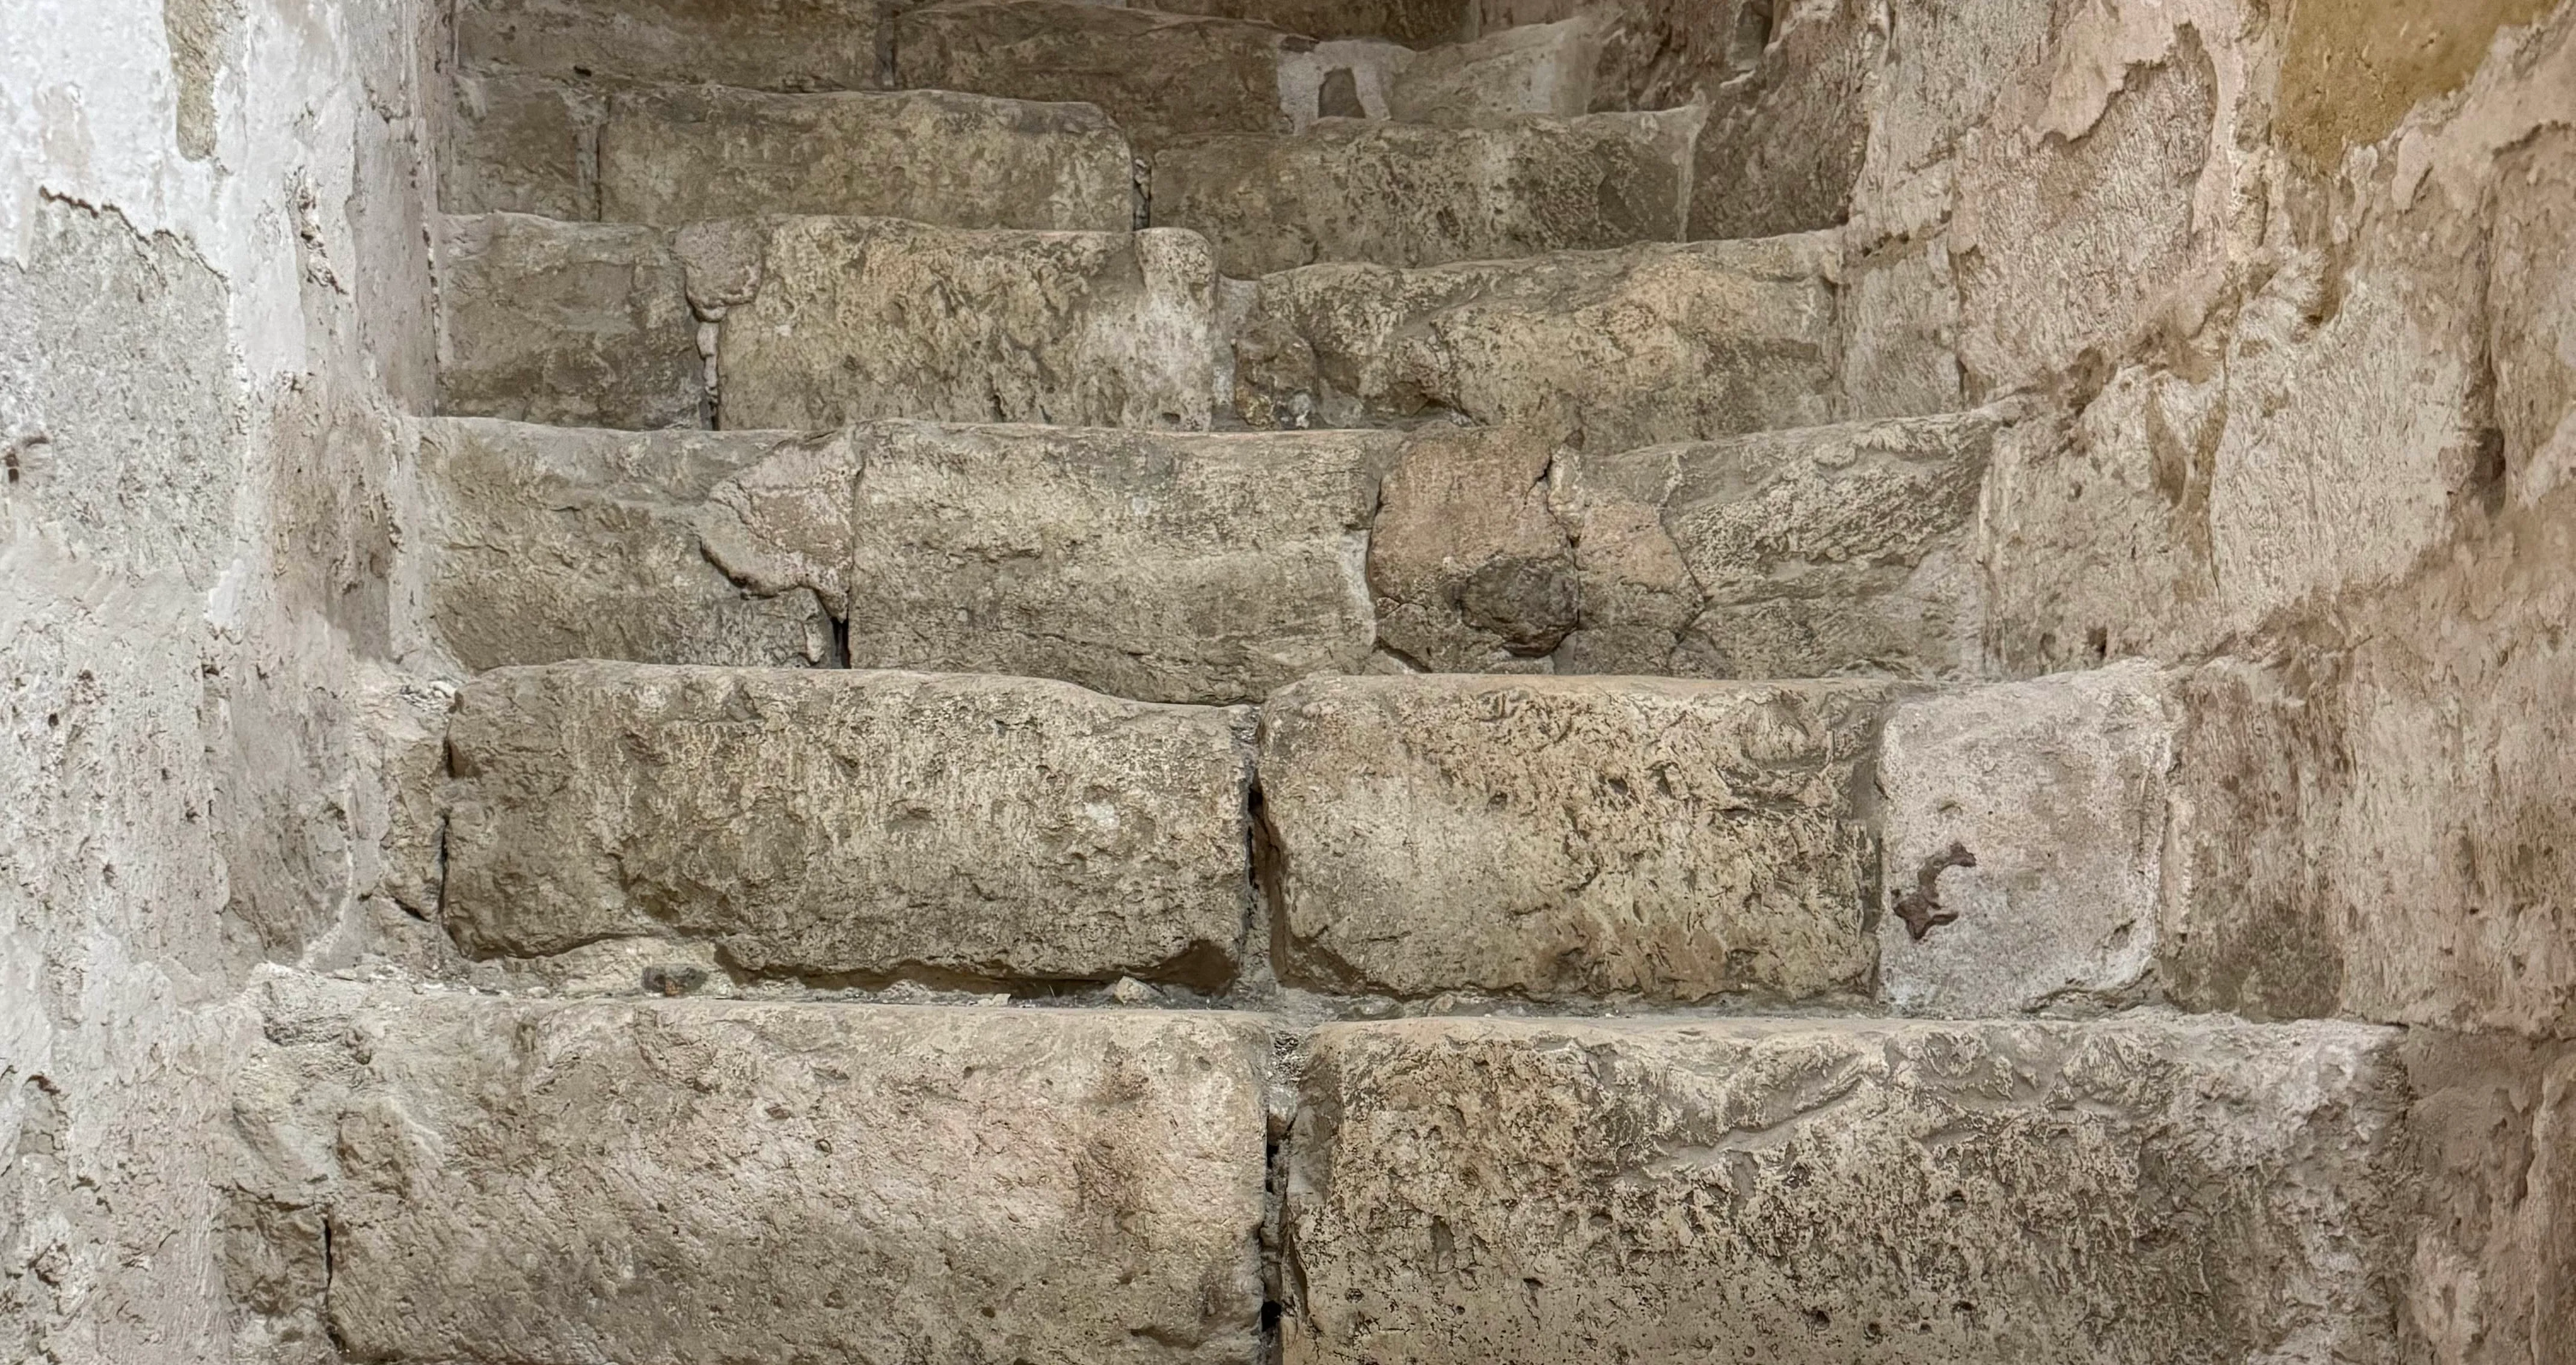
(435, 213, 704, 430)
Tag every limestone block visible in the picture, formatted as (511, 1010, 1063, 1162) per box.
(407, 417, 834, 671)
(1551, 409, 2001, 678)
(442, 661, 1255, 984)
(1231, 233, 1839, 450)
(1133, 0, 1470, 44)
(896, 0, 1295, 149)
(1384, 17, 1601, 124)
(324, 992, 1269, 1364)
(456, 0, 888, 90)
(839, 422, 1396, 705)
(1875, 662, 2177, 1016)
(435, 213, 703, 430)
(1259, 674, 1888, 1000)
(442, 70, 600, 219)
(710, 217, 1219, 431)
(1366, 424, 1575, 670)
(1287, 1014, 2410, 1365)
(599, 87, 1136, 232)
(1150, 109, 1699, 275)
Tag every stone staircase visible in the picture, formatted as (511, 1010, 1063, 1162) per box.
(253, 0, 2433, 1360)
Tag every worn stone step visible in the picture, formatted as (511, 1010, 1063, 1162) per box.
(256, 985, 1268, 1364)
(1129, 0, 1470, 45)
(1232, 232, 1841, 449)
(436, 213, 1219, 432)
(458, 0, 888, 91)
(447, 78, 1136, 230)
(1257, 673, 1892, 1002)
(1287, 1013, 2410, 1364)
(1150, 109, 1699, 275)
(440, 661, 1254, 984)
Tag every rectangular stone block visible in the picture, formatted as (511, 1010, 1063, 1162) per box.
(443, 661, 1255, 984)
(1133, 0, 1470, 44)
(1287, 1014, 2411, 1365)
(1381, 16, 1601, 124)
(458, 0, 889, 90)
(1231, 233, 1839, 450)
(842, 422, 1396, 704)
(1150, 109, 1699, 275)
(443, 70, 601, 219)
(435, 213, 703, 430)
(1258, 674, 1888, 1001)
(408, 418, 833, 671)
(598, 87, 1136, 231)
(711, 216, 1219, 431)
(327, 993, 1268, 1364)
(897, 0, 1296, 149)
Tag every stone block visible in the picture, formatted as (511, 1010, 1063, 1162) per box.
(1150, 109, 1698, 275)
(709, 216, 1219, 431)
(408, 417, 835, 671)
(1259, 674, 1888, 1001)
(599, 87, 1136, 231)
(896, 0, 1295, 149)
(443, 70, 600, 219)
(1134, 0, 1470, 44)
(456, 0, 889, 90)
(1366, 423, 1575, 671)
(442, 661, 1255, 984)
(838, 422, 1395, 704)
(1875, 661, 2177, 1016)
(435, 213, 703, 430)
(1287, 1014, 2411, 1364)
(1384, 16, 1601, 124)
(1231, 233, 1838, 450)
(323, 992, 1269, 1364)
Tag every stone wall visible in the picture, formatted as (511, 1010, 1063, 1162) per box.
(0, 0, 444, 1359)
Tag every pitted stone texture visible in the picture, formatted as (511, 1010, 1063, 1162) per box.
(598, 87, 1136, 231)
(443, 662, 1254, 984)
(1877, 663, 2177, 1016)
(1287, 1014, 2411, 1365)
(326, 993, 1269, 1365)
(1259, 675, 1888, 1001)
(1151, 109, 1699, 276)
(408, 418, 833, 671)
(711, 217, 1219, 431)
(437, 213, 702, 430)
(443, 70, 601, 219)
(1367, 424, 1575, 671)
(1551, 409, 2002, 678)
(456, 0, 888, 90)
(1385, 17, 1601, 124)
(897, 0, 1296, 149)
(1134, 0, 1469, 44)
(1232, 233, 1839, 450)
(842, 422, 1395, 705)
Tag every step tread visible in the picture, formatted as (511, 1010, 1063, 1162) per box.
(458, 0, 888, 91)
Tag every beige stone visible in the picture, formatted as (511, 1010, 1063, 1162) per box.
(1385, 17, 1601, 124)
(1287, 1014, 2411, 1365)
(442, 69, 600, 219)
(314, 990, 1269, 1364)
(1259, 674, 1888, 1001)
(443, 661, 1255, 985)
(456, 0, 888, 90)
(406, 417, 834, 672)
(599, 87, 1136, 231)
(435, 213, 703, 430)
(1135, 0, 1470, 44)
(1231, 233, 1839, 449)
(1151, 109, 1698, 275)
(1366, 424, 1574, 670)
(896, 0, 1295, 149)
(710, 216, 1219, 431)
(838, 421, 1395, 705)
(1876, 662, 2177, 1016)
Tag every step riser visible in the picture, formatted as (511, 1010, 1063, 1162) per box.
(458, 0, 889, 91)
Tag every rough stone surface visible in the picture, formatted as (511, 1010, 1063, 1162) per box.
(442, 69, 600, 219)
(443, 661, 1255, 984)
(897, 0, 1295, 149)
(1231, 233, 1838, 449)
(1151, 109, 1699, 275)
(1366, 423, 1575, 670)
(835, 422, 1395, 705)
(1286, 1014, 2412, 1364)
(1877, 662, 2177, 1017)
(436, 213, 703, 430)
(1134, 0, 1469, 44)
(404, 417, 833, 672)
(711, 216, 1219, 431)
(1260, 674, 1888, 1001)
(598, 87, 1135, 231)
(456, 0, 889, 90)
(1385, 17, 1601, 124)
(1551, 409, 2001, 678)
(298, 989, 1271, 1364)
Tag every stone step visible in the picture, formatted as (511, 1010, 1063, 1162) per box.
(1231, 231, 1842, 449)
(458, 0, 888, 91)
(1286, 1013, 2411, 1364)
(1149, 109, 1700, 275)
(440, 661, 1255, 984)
(447, 78, 1137, 230)
(435, 213, 1219, 432)
(1128, 0, 1471, 45)
(255, 984, 1269, 1364)
(1257, 673, 1892, 1002)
